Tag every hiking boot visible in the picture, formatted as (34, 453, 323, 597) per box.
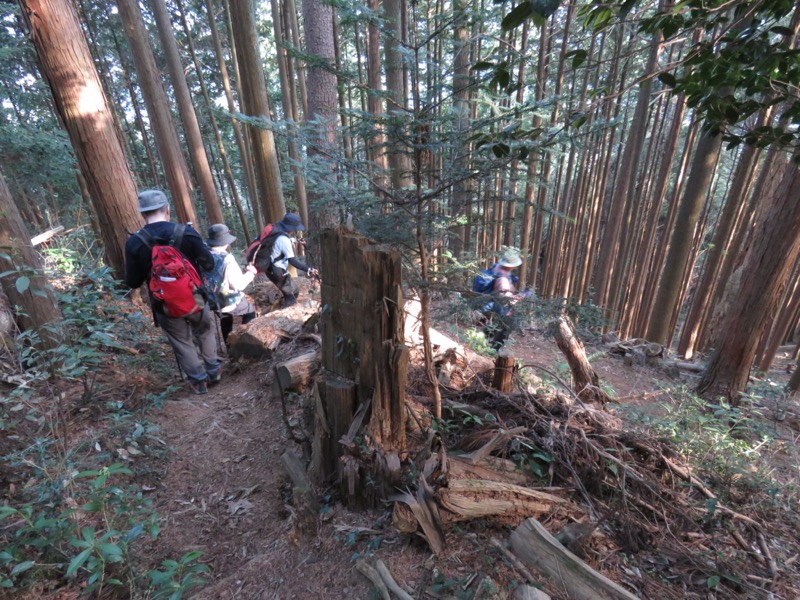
(207, 365, 222, 385)
(281, 294, 298, 308)
(188, 379, 208, 395)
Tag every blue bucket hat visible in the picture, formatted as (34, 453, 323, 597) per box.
(278, 213, 305, 232)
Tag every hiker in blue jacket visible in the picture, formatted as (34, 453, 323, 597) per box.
(479, 248, 525, 349)
(124, 190, 221, 395)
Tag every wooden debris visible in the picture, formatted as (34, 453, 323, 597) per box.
(356, 559, 391, 600)
(438, 479, 569, 523)
(374, 559, 415, 600)
(274, 349, 320, 392)
(228, 308, 314, 360)
(391, 476, 447, 554)
(513, 585, 552, 600)
(30, 225, 64, 246)
(510, 518, 640, 600)
(552, 315, 610, 404)
(280, 450, 318, 537)
(490, 536, 537, 585)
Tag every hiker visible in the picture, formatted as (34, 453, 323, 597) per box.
(124, 190, 221, 395)
(473, 248, 527, 350)
(204, 223, 257, 344)
(254, 213, 318, 308)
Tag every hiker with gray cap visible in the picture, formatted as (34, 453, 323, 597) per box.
(124, 189, 221, 395)
(204, 223, 257, 343)
(263, 213, 318, 308)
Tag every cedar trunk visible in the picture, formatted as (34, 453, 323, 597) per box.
(698, 162, 800, 402)
(229, 0, 286, 224)
(149, 0, 223, 225)
(116, 0, 197, 225)
(0, 172, 62, 349)
(19, 0, 142, 278)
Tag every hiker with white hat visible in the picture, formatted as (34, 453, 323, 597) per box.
(204, 223, 257, 344)
(472, 248, 526, 349)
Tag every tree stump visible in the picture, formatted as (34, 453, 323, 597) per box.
(315, 231, 408, 496)
(492, 351, 515, 392)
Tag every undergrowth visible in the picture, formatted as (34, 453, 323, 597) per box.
(1, 234, 207, 598)
(616, 385, 797, 514)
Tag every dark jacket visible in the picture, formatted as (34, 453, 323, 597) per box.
(124, 221, 213, 290)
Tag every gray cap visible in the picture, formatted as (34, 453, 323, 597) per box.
(207, 223, 237, 247)
(137, 190, 169, 213)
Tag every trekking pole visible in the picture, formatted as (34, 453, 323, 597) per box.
(214, 311, 224, 355)
(171, 345, 185, 381)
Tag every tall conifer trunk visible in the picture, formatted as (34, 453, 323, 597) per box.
(116, 0, 197, 225)
(149, 0, 223, 225)
(19, 0, 142, 278)
(698, 162, 800, 402)
(229, 0, 286, 224)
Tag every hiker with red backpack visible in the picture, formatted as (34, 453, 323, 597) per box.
(124, 190, 221, 395)
(245, 213, 318, 308)
(204, 223, 257, 344)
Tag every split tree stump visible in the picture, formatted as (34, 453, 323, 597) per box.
(312, 231, 409, 499)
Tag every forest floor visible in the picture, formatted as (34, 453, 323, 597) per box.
(3, 277, 800, 600)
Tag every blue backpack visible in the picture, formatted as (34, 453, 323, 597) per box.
(472, 268, 499, 294)
(202, 253, 237, 312)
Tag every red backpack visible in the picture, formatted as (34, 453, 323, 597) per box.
(244, 223, 285, 274)
(135, 225, 205, 318)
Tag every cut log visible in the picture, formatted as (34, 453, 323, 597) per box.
(275, 349, 321, 392)
(552, 315, 610, 404)
(448, 455, 531, 486)
(510, 518, 641, 600)
(30, 225, 64, 246)
(492, 352, 515, 392)
(228, 308, 315, 360)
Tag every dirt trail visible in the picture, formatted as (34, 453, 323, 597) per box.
(148, 364, 385, 599)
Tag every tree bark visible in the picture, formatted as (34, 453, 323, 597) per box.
(646, 130, 722, 346)
(19, 0, 143, 278)
(149, 0, 222, 225)
(229, 0, 286, 224)
(116, 0, 197, 225)
(0, 171, 62, 349)
(697, 162, 800, 402)
(302, 0, 340, 235)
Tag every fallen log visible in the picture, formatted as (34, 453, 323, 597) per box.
(510, 518, 640, 600)
(228, 307, 316, 360)
(438, 479, 569, 523)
